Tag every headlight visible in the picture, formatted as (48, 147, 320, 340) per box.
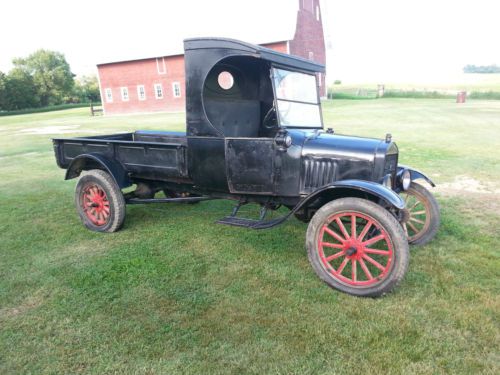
(400, 169, 411, 190)
(382, 174, 392, 189)
(284, 134, 292, 148)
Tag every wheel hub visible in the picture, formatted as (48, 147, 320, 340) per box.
(401, 208, 411, 223)
(343, 239, 365, 260)
(82, 184, 110, 226)
(345, 246, 357, 256)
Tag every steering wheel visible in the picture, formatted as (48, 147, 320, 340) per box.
(262, 106, 278, 130)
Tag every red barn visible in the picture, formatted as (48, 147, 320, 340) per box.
(97, 0, 325, 115)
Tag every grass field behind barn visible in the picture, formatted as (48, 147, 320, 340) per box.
(1, 99, 499, 374)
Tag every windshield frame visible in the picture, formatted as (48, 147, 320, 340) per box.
(270, 65, 324, 130)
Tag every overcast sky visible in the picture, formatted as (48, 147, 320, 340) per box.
(1, 0, 498, 84)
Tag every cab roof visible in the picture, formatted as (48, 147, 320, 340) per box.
(184, 37, 325, 73)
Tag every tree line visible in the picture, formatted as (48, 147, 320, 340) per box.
(0, 50, 101, 111)
(463, 64, 500, 74)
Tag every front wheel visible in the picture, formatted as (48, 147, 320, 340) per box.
(399, 182, 440, 246)
(306, 198, 409, 297)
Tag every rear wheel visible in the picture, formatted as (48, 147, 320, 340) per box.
(75, 169, 125, 232)
(306, 198, 409, 297)
(399, 182, 440, 246)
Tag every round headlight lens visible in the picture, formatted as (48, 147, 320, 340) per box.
(383, 174, 392, 189)
(284, 135, 292, 148)
(401, 169, 411, 190)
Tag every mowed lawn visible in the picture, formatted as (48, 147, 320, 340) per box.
(0, 99, 499, 374)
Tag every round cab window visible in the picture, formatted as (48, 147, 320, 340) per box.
(218, 71, 234, 90)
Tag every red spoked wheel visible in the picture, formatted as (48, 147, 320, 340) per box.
(318, 212, 393, 286)
(75, 170, 125, 233)
(81, 184, 111, 226)
(306, 198, 409, 297)
(399, 182, 440, 246)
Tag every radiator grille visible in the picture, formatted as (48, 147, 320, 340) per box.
(384, 154, 398, 176)
(303, 158, 337, 190)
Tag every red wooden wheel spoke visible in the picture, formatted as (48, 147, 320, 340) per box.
(409, 201, 421, 211)
(362, 254, 385, 271)
(364, 248, 390, 256)
(351, 259, 357, 282)
(359, 258, 373, 280)
(362, 233, 386, 247)
(335, 217, 350, 239)
(324, 226, 346, 244)
(407, 221, 419, 233)
(325, 251, 344, 262)
(336, 257, 349, 274)
(357, 221, 372, 242)
(351, 215, 356, 239)
(321, 242, 343, 249)
(410, 217, 425, 225)
(411, 210, 426, 215)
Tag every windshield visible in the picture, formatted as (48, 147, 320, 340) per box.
(272, 68, 322, 128)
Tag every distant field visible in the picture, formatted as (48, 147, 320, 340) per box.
(0, 100, 499, 374)
(330, 73, 500, 98)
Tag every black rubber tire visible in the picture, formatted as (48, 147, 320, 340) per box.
(75, 169, 126, 233)
(306, 198, 409, 297)
(400, 182, 440, 246)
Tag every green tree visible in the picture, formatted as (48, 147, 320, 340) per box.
(0, 72, 6, 110)
(4, 68, 40, 110)
(12, 49, 74, 106)
(73, 74, 101, 103)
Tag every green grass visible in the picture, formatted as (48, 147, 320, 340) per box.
(1, 100, 499, 374)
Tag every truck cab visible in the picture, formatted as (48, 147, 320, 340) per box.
(184, 38, 324, 198)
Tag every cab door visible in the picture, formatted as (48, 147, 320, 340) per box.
(225, 138, 276, 194)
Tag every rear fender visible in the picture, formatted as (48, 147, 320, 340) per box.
(398, 165, 435, 187)
(65, 153, 132, 189)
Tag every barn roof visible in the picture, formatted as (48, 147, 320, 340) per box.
(96, 0, 298, 66)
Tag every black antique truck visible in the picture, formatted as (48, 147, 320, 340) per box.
(53, 38, 440, 297)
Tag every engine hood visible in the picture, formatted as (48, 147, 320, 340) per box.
(287, 130, 398, 192)
(300, 131, 396, 161)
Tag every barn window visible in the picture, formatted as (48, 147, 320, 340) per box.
(154, 83, 164, 99)
(137, 85, 146, 100)
(156, 57, 166, 74)
(120, 87, 129, 101)
(172, 82, 181, 98)
(105, 88, 113, 103)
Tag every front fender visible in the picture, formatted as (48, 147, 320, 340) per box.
(398, 165, 435, 187)
(297, 180, 405, 211)
(65, 153, 132, 189)
(251, 180, 404, 230)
